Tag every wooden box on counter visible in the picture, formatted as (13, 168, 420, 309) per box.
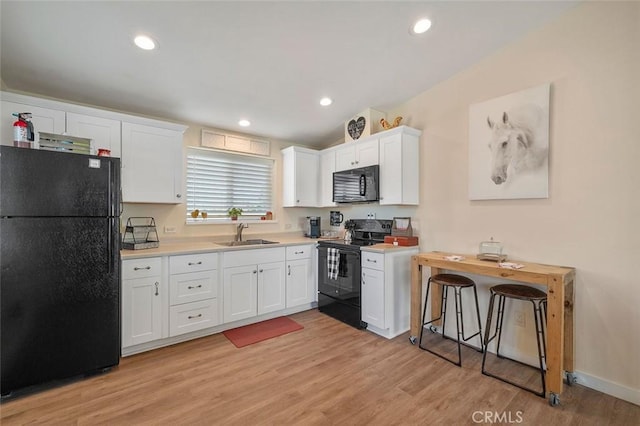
(384, 236, 419, 246)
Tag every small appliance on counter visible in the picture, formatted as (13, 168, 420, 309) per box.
(477, 238, 507, 262)
(305, 216, 321, 238)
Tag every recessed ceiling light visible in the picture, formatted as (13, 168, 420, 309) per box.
(238, 119, 251, 127)
(410, 18, 432, 35)
(319, 97, 333, 106)
(134, 35, 156, 50)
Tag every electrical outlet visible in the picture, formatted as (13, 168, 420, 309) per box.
(515, 310, 525, 327)
(367, 212, 376, 219)
(164, 226, 177, 234)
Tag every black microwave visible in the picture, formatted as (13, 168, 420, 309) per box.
(333, 165, 379, 203)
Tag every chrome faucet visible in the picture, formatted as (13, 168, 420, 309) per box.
(235, 223, 248, 241)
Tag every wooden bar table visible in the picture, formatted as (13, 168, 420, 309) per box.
(410, 251, 576, 406)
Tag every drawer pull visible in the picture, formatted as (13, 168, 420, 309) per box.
(367, 259, 377, 263)
(188, 314, 203, 320)
(188, 261, 203, 266)
(134, 266, 151, 271)
(294, 251, 304, 255)
(187, 285, 203, 290)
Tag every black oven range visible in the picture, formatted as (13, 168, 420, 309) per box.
(316, 219, 393, 329)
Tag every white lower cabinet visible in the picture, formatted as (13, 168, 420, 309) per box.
(169, 253, 220, 337)
(286, 244, 315, 308)
(362, 267, 385, 329)
(222, 247, 286, 323)
(122, 258, 165, 347)
(122, 244, 317, 355)
(361, 247, 419, 339)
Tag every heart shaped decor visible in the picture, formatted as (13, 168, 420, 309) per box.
(347, 116, 366, 140)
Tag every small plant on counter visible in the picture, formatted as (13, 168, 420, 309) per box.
(227, 207, 243, 220)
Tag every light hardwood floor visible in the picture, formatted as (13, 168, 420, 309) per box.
(1, 310, 638, 425)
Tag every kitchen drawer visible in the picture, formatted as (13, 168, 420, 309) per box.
(170, 270, 218, 305)
(286, 244, 313, 260)
(223, 247, 285, 268)
(362, 252, 384, 271)
(170, 252, 218, 274)
(122, 257, 162, 280)
(169, 299, 219, 337)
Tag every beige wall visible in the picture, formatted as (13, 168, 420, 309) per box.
(389, 2, 639, 402)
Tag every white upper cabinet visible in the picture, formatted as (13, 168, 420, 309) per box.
(121, 122, 184, 204)
(66, 112, 121, 157)
(335, 138, 379, 171)
(319, 148, 336, 207)
(378, 126, 421, 205)
(281, 146, 319, 207)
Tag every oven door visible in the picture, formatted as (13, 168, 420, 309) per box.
(317, 245, 361, 305)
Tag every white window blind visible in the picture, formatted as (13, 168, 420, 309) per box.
(186, 148, 273, 221)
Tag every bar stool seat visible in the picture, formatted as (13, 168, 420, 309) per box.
(482, 284, 548, 397)
(419, 273, 484, 366)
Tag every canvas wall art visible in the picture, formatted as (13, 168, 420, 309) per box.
(468, 83, 550, 200)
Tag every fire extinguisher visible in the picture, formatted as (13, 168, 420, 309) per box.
(12, 113, 34, 148)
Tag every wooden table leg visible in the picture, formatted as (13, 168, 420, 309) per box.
(564, 279, 575, 377)
(410, 256, 422, 340)
(546, 274, 566, 399)
(430, 267, 443, 326)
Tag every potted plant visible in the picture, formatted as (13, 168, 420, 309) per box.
(227, 207, 243, 221)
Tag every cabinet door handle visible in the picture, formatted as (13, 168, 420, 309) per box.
(188, 261, 202, 266)
(134, 266, 151, 271)
(253, 270, 257, 274)
(187, 285, 203, 289)
(259, 269, 264, 273)
(288, 265, 291, 276)
(188, 314, 202, 320)
(176, 194, 182, 198)
(154, 282, 159, 296)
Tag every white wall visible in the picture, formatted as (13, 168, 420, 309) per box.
(389, 2, 639, 403)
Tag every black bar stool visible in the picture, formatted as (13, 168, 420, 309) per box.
(418, 273, 484, 366)
(481, 284, 547, 397)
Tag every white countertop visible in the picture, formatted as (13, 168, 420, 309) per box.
(121, 235, 418, 259)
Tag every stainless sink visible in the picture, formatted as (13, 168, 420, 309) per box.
(217, 239, 279, 246)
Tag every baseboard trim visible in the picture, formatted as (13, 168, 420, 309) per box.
(575, 371, 640, 406)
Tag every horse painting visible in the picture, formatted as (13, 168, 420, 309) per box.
(486, 104, 548, 185)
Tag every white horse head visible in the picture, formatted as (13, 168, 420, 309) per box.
(486, 105, 542, 185)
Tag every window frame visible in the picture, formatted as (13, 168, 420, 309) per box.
(185, 147, 275, 224)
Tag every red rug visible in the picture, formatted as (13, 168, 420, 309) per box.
(223, 317, 304, 348)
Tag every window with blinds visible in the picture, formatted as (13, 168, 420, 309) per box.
(186, 148, 273, 221)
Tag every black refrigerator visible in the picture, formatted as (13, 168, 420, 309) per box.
(0, 145, 121, 397)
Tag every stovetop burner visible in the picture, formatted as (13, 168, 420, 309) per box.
(317, 219, 393, 250)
